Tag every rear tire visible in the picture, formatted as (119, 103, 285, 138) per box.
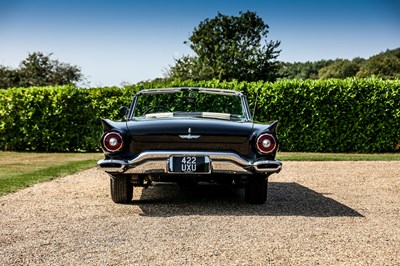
(245, 175, 268, 204)
(110, 174, 133, 203)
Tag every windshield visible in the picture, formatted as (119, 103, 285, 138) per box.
(132, 89, 249, 122)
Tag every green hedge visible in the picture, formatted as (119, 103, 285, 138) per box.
(0, 86, 133, 151)
(0, 78, 399, 152)
(258, 79, 400, 152)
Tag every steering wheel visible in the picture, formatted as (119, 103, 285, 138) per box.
(142, 105, 172, 115)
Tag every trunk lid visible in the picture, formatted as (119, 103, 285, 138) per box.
(126, 118, 254, 155)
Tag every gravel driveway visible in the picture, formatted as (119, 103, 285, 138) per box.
(1, 161, 399, 265)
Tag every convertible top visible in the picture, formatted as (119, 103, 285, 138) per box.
(136, 87, 244, 96)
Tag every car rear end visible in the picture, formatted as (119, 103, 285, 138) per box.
(97, 88, 282, 204)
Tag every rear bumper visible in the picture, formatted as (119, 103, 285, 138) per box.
(97, 151, 282, 175)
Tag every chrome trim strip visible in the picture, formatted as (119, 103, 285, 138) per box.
(97, 159, 126, 172)
(97, 151, 282, 174)
(137, 88, 243, 96)
(179, 134, 201, 139)
(253, 160, 282, 173)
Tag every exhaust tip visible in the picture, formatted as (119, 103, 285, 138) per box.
(99, 163, 123, 168)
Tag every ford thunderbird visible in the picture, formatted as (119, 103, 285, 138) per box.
(97, 88, 282, 204)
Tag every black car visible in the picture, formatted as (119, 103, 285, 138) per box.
(97, 88, 282, 204)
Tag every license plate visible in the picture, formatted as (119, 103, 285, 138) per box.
(169, 156, 210, 173)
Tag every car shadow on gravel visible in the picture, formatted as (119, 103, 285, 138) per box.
(132, 182, 363, 218)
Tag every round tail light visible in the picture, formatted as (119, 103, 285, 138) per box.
(256, 133, 277, 154)
(103, 132, 124, 153)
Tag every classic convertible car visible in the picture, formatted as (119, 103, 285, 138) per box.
(97, 88, 282, 204)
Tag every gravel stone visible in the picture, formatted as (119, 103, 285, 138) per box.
(1, 161, 399, 265)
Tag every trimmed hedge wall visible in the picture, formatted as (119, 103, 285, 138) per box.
(0, 86, 133, 151)
(0, 78, 399, 152)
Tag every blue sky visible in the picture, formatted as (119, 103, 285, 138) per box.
(1, 0, 399, 87)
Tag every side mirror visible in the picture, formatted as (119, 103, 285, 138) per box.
(119, 106, 129, 118)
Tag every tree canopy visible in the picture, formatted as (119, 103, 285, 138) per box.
(356, 53, 400, 79)
(318, 59, 360, 79)
(166, 11, 281, 82)
(279, 48, 400, 80)
(0, 52, 83, 89)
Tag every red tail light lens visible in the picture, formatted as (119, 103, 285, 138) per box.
(256, 133, 277, 154)
(103, 132, 124, 153)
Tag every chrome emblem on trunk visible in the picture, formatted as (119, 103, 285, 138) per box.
(179, 127, 201, 139)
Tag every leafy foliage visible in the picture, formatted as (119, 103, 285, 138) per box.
(258, 78, 400, 152)
(1, 79, 399, 153)
(0, 86, 134, 151)
(0, 66, 20, 88)
(167, 11, 281, 82)
(0, 52, 83, 89)
(357, 54, 400, 79)
(164, 56, 213, 81)
(279, 48, 400, 80)
(318, 59, 360, 79)
(278, 60, 334, 79)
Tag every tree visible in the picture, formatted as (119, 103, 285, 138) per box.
(277, 48, 400, 80)
(379, 47, 400, 58)
(0, 66, 20, 89)
(0, 52, 83, 89)
(318, 59, 360, 79)
(167, 11, 281, 82)
(165, 55, 213, 81)
(357, 54, 400, 79)
(278, 60, 334, 80)
(18, 52, 82, 87)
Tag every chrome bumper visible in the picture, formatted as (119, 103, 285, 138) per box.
(97, 151, 282, 175)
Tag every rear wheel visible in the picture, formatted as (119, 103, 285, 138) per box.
(245, 174, 268, 204)
(110, 174, 133, 203)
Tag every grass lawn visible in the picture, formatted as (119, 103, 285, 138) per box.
(0, 152, 102, 197)
(276, 152, 400, 161)
(0, 151, 399, 197)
